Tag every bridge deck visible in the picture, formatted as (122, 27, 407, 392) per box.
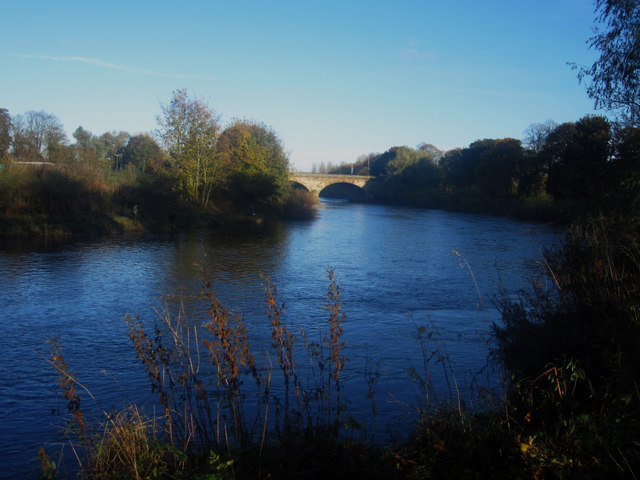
(290, 173, 373, 195)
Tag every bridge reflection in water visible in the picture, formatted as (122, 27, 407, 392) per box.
(290, 173, 372, 196)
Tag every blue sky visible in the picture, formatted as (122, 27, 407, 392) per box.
(2, 1, 601, 171)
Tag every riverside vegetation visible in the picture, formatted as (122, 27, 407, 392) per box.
(0, 160, 318, 238)
(0, 90, 317, 239)
(2, 106, 639, 238)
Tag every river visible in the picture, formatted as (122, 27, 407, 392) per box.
(0, 200, 562, 478)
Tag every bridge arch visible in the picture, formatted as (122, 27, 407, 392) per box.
(290, 173, 372, 197)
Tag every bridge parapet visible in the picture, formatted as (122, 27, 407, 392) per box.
(290, 173, 373, 195)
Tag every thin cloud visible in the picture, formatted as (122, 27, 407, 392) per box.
(399, 48, 436, 61)
(11, 53, 216, 80)
(399, 37, 436, 61)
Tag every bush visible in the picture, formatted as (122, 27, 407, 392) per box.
(272, 188, 318, 220)
(494, 217, 640, 476)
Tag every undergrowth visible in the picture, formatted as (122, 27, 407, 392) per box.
(0, 163, 317, 238)
(495, 217, 640, 478)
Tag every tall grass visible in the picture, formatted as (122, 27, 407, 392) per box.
(0, 162, 137, 237)
(1, 163, 319, 238)
(39, 270, 358, 478)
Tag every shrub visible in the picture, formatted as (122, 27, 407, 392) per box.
(494, 217, 640, 476)
(273, 188, 318, 220)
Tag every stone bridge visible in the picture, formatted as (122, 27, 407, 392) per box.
(290, 173, 373, 196)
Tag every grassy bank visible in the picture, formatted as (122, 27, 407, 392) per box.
(360, 181, 571, 225)
(0, 163, 317, 239)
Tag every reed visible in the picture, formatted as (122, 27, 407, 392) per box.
(264, 276, 302, 435)
(41, 249, 637, 479)
(323, 269, 347, 429)
(87, 405, 189, 479)
(120, 269, 353, 474)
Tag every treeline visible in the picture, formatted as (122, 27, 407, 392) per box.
(329, 114, 638, 223)
(0, 90, 315, 238)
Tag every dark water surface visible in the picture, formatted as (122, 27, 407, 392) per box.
(0, 200, 562, 477)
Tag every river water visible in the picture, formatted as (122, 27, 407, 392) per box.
(0, 200, 562, 477)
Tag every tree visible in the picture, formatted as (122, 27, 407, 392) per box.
(475, 138, 523, 198)
(523, 120, 557, 154)
(385, 146, 430, 176)
(157, 89, 221, 205)
(0, 108, 11, 159)
(96, 131, 130, 169)
(439, 148, 466, 192)
(517, 150, 547, 198)
(121, 134, 165, 174)
(354, 153, 377, 176)
(73, 126, 98, 161)
(544, 115, 612, 201)
(216, 120, 290, 204)
(11, 111, 67, 162)
(440, 140, 495, 192)
(367, 147, 409, 177)
(417, 142, 444, 162)
(575, 0, 640, 125)
(73, 126, 92, 149)
(397, 156, 441, 189)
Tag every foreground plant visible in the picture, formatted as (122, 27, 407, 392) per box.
(121, 269, 351, 476)
(495, 218, 640, 477)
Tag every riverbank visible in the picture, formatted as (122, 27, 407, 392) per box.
(0, 163, 317, 240)
(357, 183, 573, 225)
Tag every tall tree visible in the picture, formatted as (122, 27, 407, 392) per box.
(157, 89, 221, 205)
(440, 140, 495, 192)
(544, 115, 612, 201)
(368, 147, 406, 177)
(73, 126, 93, 151)
(73, 126, 97, 161)
(97, 131, 130, 168)
(0, 108, 11, 159)
(523, 120, 557, 154)
(121, 134, 164, 174)
(385, 146, 430, 176)
(475, 138, 523, 198)
(11, 111, 66, 162)
(417, 142, 444, 162)
(575, 0, 640, 125)
(216, 120, 290, 204)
